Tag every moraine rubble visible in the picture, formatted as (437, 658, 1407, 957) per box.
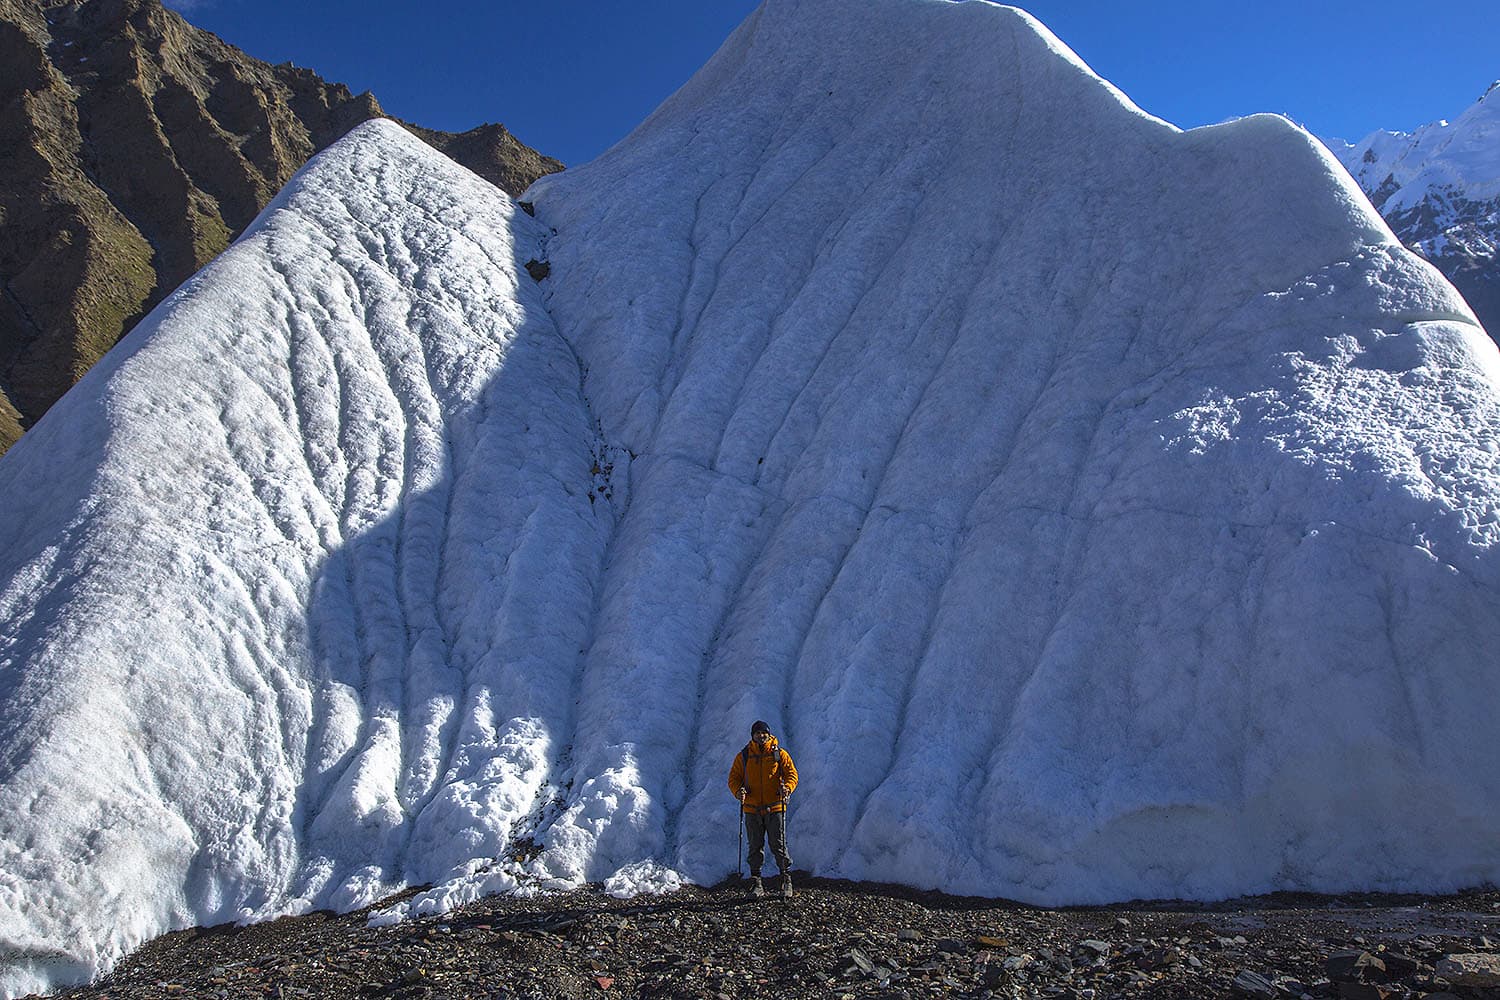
(39, 879, 1500, 1000)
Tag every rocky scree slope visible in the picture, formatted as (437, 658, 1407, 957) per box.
(1329, 82, 1500, 342)
(39, 882, 1500, 1000)
(0, 0, 560, 454)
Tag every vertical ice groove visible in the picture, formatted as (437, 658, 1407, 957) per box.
(653, 83, 844, 433)
(703, 110, 954, 473)
(759, 189, 931, 491)
(660, 484, 786, 858)
(834, 245, 1043, 871)
(647, 155, 728, 436)
(365, 206, 460, 823)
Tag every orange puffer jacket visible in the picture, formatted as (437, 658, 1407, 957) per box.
(728, 735, 799, 813)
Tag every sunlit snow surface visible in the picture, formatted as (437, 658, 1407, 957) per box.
(0, 122, 608, 995)
(4, 0, 1500, 994)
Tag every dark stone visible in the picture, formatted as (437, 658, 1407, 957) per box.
(977, 959, 1011, 988)
(1378, 951, 1420, 979)
(524, 258, 550, 281)
(1273, 976, 1310, 997)
(841, 948, 875, 976)
(1136, 947, 1181, 971)
(1336, 983, 1395, 1000)
(1326, 950, 1386, 983)
(1230, 969, 1278, 998)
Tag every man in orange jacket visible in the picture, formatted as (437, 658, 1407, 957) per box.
(728, 720, 799, 898)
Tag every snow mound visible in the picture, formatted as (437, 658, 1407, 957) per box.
(603, 861, 687, 899)
(3, 0, 1500, 995)
(0, 119, 605, 996)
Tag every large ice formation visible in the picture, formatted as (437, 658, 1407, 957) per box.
(2, 0, 1499, 994)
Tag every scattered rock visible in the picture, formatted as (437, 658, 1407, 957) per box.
(1327, 950, 1387, 983)
(1231, 969, 1278, 998)
(39, 880, 1500, 1000)
(839, 947, 875, 977)
(1336, 983, 1396, 1000)
(1274, 974, 1310, 996)
(1435, 952, 1500, 988)
(1379, 950, 1421, 978)
(1136, 946, 1180, 971)
(974, 955, 1011, 988)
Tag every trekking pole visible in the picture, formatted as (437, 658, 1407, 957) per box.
(737, 788, 746, 879)
(782, 787, 789, 848)
(781, 784, 791, 895)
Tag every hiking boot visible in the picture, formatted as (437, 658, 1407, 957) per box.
(749, 875, 764, 898)
(779, 874, 793, 898)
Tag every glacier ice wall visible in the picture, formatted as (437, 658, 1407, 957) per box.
(524, 0, 1500, 901)
(2, 0, 1500, 994)
(525, 0, 1500, 899)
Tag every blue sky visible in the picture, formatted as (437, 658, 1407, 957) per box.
(169, 0, 1500, 167)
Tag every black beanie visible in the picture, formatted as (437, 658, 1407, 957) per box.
(751, 720, 770, 735)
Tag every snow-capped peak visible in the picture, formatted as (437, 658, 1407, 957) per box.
(1329, 82, 1500, 214)
(1324, 83, 1500, 341)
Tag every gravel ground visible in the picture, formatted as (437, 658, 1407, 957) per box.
(39, 877, 1500, 1000)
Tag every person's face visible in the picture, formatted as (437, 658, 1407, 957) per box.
(754, 732, 771, 743)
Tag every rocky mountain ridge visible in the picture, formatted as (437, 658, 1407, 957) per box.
(1328, 82, 1500, 341)
(0, 0, 560, 454)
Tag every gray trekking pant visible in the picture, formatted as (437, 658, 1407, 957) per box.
(745, 810, 791, 875)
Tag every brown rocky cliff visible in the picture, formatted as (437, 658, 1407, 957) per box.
(0, 0, 562, 455)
